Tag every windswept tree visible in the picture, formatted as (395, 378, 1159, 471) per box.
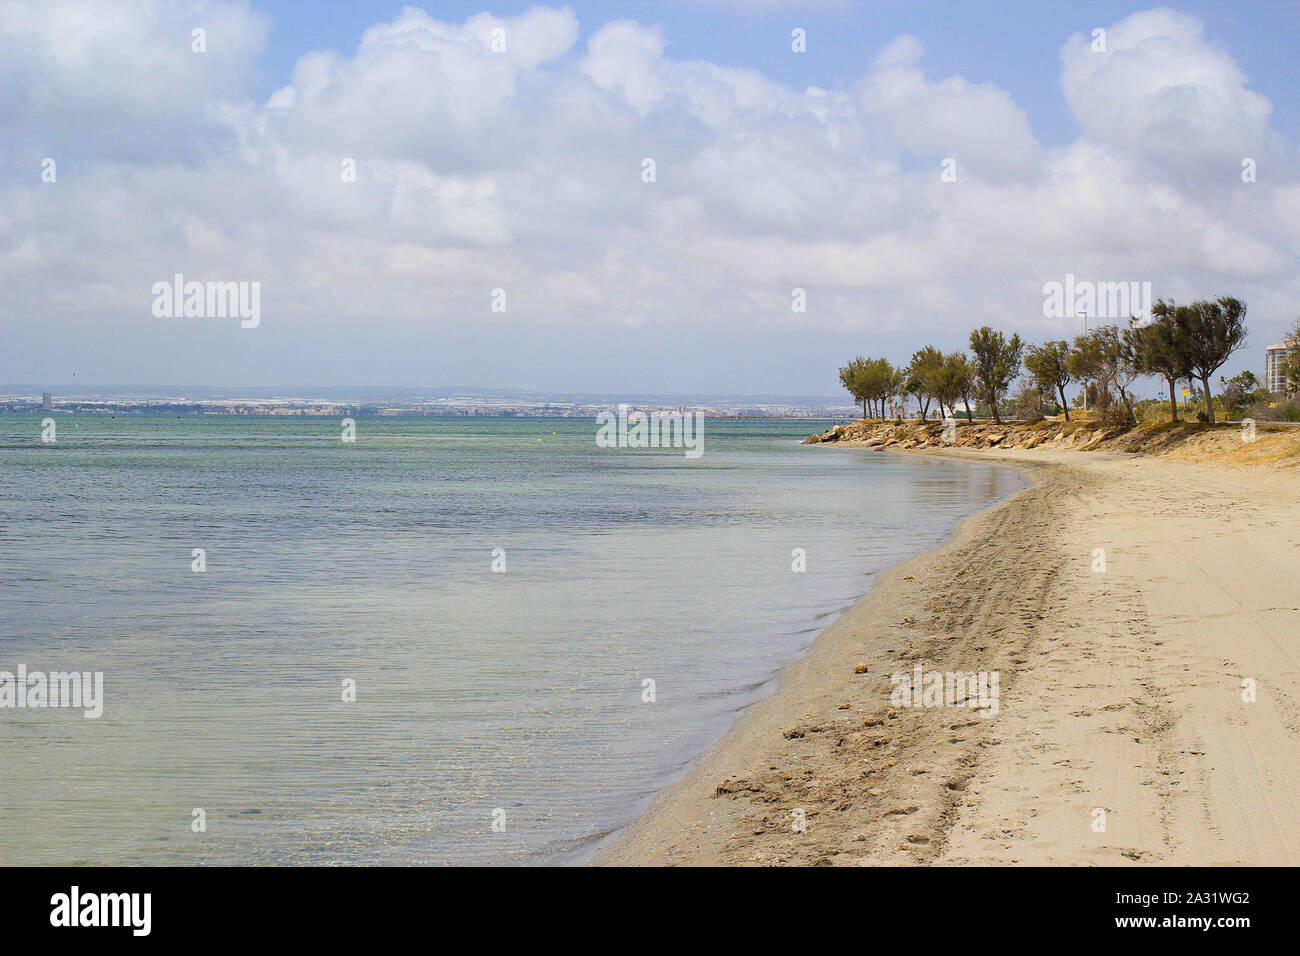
(1024, 340, 1074, 421)
(929, 351, 971, 420)
(838, 357, 871, 419)
(1172, 296, 1248, 424)
(1112, 321, 1141, 418)
(968, 327, 1024, 424)
(864, 357, 901, 419)
(883, 360, 905, 419)
(901, 371, 923, 419)
(1014, 376, 1044, 419)
(1281, 317, 1300, 394)
(1133, 300, 1194, 422)
(945, 352, 977, 421)
(931, 352, 959, 420)
(1221, 370, 1263, 413)
(1070, 324, 1140, 421)
(908, 346, 945, 421)
(1067, 333, 1105, 413)
(841, 356, 901, 419)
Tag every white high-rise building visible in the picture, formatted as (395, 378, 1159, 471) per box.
(1265, 340, 1295, 394)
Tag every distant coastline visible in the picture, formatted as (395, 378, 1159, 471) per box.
(0, 385, 859, 420)
(0, 403, 856, 419)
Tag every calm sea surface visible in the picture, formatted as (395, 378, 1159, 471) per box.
(0, 415, 1024, 865)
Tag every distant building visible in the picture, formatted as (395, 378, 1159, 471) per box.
(1265, 339, 1296, 394)
(41, 391, 53, 410)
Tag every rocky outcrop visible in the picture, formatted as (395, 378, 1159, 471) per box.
(803, 418, 1300, 467)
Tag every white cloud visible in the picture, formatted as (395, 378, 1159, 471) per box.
(673, 0, 851, 10)
(580, 20, 668, 117)
(1060, 8, 1283, 178)
(0, 0, 269, 160)
(1, 3, 1296, 391)
(858, 34, 1042, 182)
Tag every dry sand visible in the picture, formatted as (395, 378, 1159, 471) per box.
(596, 445, 1300, 866)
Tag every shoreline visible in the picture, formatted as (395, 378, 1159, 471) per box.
(594, 448, 1044, 865)
(596, 443, 1300, 865)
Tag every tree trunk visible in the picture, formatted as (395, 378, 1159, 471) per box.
(1166, 375, 1178, 422)
(989, 390, 1001, 424)
(963, 396, 973, 421)
(919, 396, 929, 422)
(1201, 374, 1215, 424)
(1058, 383, 1070, 421)
(861, 398, 866, 420)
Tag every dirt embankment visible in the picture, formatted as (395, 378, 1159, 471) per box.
(804, 418, 1300, 468)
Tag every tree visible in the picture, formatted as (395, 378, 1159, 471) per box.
(931, 351, 966, 420)
(1172, 297, 1248, 424)
(1133, 300, 1195, 423)
(968, 327, 1024, 424)
(1024, 340, 1074, 421)
(945, 352, 977, 421)
(1118, 319, 1156, 417)
(1070, 323, 1139, 422)
(1221, 370, 1262, 414)
(1108, 323, 1140, 419)
(838, 357, 870, 419)
(883, 360, 904, 419)
(1014, 376, 1044, 419)
(1282, 318, 1300, 394)
(842, 356, 900, 419)
(901, 372, 923, 419)
(908, 346, 945, 421)
(865, 357, 901, 419)
(1228, 369, 1260, 392)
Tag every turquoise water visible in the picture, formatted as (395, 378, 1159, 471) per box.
(0, 414, 1024, 865)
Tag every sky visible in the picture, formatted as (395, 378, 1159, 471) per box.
(2, 0, 1298, 396)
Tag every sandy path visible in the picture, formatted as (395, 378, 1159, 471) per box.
(596, 448, 1300, 866)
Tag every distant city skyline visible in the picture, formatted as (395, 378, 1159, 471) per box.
(1, 382, 851, 403)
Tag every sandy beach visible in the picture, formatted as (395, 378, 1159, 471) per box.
(597, 441, 1300, 866)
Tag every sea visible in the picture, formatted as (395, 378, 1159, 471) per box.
(0, 414, 1025, 865)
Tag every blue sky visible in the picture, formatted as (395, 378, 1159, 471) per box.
(2, 1, 1298, 396)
